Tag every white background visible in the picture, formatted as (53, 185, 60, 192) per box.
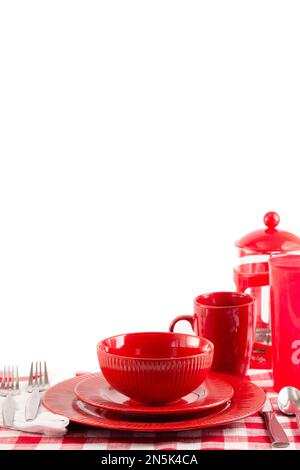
(1, 1, 300, 374)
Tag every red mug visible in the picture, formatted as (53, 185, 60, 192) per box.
(169, 291, 255, 376)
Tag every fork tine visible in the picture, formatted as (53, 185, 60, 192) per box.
(38, 361, 42, 390)
(44, 361, 49, 387)
(27, 362, 33, 392)
(11, 366, 14, 393)
(1, 367, 5, 394)
(6, 366, 10, 391)
(15, 366, 19, 394)
(29, 362, 33, 383)
(4, 366, 7, 393)
(35, 361, 38, 387)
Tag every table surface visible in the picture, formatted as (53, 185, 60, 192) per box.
(0, 369, 299, 450)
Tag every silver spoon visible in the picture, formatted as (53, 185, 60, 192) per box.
(277, 386, 300, 429)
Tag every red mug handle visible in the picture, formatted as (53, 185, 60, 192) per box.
(169, 315, 195, 333)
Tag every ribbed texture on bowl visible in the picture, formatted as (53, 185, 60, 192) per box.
(98, 348, 214, 404)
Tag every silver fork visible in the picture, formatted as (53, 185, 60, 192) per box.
(26, 361, 50, 421)
(1, 366, 20, 427)
(27, 361, 50, 392)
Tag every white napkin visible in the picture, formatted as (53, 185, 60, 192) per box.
(0, 379, 69, 436)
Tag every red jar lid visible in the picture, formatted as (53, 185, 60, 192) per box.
(235, 212, 300, 255)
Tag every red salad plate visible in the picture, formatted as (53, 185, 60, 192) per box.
(74, 373, 234, 416)
(43, 373, 265, 432)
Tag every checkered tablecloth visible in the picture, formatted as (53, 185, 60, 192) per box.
(0, 370, 299, 450)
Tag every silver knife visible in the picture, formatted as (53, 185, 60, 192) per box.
(260, 397, 289, 448)
(2, 394, 16, 427)
(25, 388, 41, 421)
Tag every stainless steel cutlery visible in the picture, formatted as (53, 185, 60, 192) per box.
(278, 386, 300, 429)
(260, 396, 289, 448)
(25, 361, 50, 421)
(0, 362, 50, 427)
(0, 361, 68, 435)
(1, 366, 20, 427)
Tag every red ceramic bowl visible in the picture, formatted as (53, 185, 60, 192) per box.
(97, 332, 214, 404)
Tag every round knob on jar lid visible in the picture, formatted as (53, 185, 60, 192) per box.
(264, 211, 280, 230)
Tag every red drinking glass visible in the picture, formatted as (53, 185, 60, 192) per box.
(169, 292, 255, 376)
(269, 255, 300, 391)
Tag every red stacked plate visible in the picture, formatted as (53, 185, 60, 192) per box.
(43, 333, 265, 432)
(43, 372, 265, 432)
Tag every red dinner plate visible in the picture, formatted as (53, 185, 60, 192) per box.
(43, 373, 265, 432)
(74, 373, 234, 415)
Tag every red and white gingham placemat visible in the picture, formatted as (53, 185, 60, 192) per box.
(1, 370, 299, 450)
